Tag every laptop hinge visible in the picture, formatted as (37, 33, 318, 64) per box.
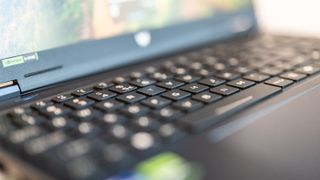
(0, 81, 21, 101)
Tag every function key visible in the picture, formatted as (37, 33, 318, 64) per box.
(227, 79, 255, 89)
(175, 74, 201, 83)
(210, 85, 239, 96)
(65, 98, 95, 110)
(137, 85, 165, 96)
(94, 82, 113, 90)
(109, 84, 137, 94)
(162, 90, 191, 101)
(280, 72, 306, 81)
(198, 77, 225, 87)
(180, 83, 209, 94)
(142, 96, 171, 109)
(87, 90, 116, 101)
(72, 88, 93, 97)
(217, 72, 240, 81)
(52, 94, 74, 103)
(117, 92, 146, 104)
(265, 77, 294, 88)
(156, 80, 184, 90)
(295, 65, 320, 75)
(243, 72, 270, 82)
(94, 99, 124, 112)
(129, 78, 156, 87)
(173, 99, 203, 112)
(192, 91, 222, 104)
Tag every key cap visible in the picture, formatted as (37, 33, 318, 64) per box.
(180, 83, 209, 94)
(150, 72, 172, 81)
(192, 91, 222, 104)
(243, 73, 270, 82)
(11, 114, 44, 127)
(210, 85, 240, 96)
(173, 99, 203, 112)
(129, 78, 156, 87)
(72, 88, 93, 97)
(39, 105, 70, 117)
(130, 132, 157, 151)
(117, 92, 146, 104)
(74, 122, 100, 137)
(108, 124, 132, 141)
(94, 99, 124, 112)
(121, 105, 149, 117)
(156, 80, 184, 90)
(217, 71, 240, 81)
(180, 84, 281, 132)
(175, 74, 201, 83)
(132, 116, 160, 131)
(65, 98, 95, 110)
(9, 126, 43, 144)
(280, 72, 306, 81)
(87, 90, 116, 101)
(52, 94, 74, 103)
(227, 79, 255, 89)
(109, 84, 137, 94)
(162, 90, 191, 101)
(46, 117, 76, 131)
(137, 85, 165, 96)
(295, 64, 320, 75)
(198, 77, 225, 87)
(158, 124, 185, 143)
(100, 114, 127, 125)
(142, 96, 171, 109)
(265, 77, 294, 88)
(71, 108, 99, 121)
(31, 100, 53, 110)
(259, 67, 283, 76)
(94, 82, 113, 90)
(154, 107, 183, 121)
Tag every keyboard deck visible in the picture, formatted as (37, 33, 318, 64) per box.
(1, 34, 320, 179)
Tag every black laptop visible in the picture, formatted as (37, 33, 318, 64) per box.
(1, 1, 320, 180)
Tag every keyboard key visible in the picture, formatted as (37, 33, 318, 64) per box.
(72, 108, 99, 121)
(65, 98, 95, 110)
(295, 65, 320, 75)
(158, 124, 185, 143)
(109, 84, 137, 94)
(75, 122, 100, 137)
(280, 72, 306, 81)
(227, 79, 255, 89)
(142, 97, 171, 109)
(117, 92, 146, 104)
(198, 77, 225, 87)
(154, 107, 183, 121)
(46, 117, 76, 131)
(137, 85, 165, 96)
(113, 76, 127, 84)
(11, 114, 44, 127)
(180, 84, 281, 132)
(173, 99, 203, 112)
(31, 100, 53, 110)
(162, 90, 191, 101)
(156, 80, 184, 90)
(87, 90, 116, 101)
(94, 82, 113, 90)
(72, 88, 93, 97)
(121, 105, 149, 117)
(40, 105, 70, 117)
(265, 77, 294, 88)
(217, 71, 240, 81)
(243, 72, 270, 82)
(234, 66, 252, 74)
(129, 78, 156, 87)
(259, 67, 283, 76)
(150, 72, 172, 81)
(132, 116, 160, 131)
(9, 126, 43, 144)
(180, 83, 209, 94)
(94, 99, 124, 112)
(100, 114, 127, 125)
(130, 132, 157, 151)
(108, 124, 132, 141)
(210, 85, 240, 96)
(52, 94, 74, 103)
(175, 74, 201, 83)
(192, 92, 222, 104)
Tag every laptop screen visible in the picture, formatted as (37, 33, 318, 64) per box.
(0, 0, 250, 60)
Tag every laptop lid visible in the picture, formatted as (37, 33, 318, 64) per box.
(0, 0, 256, 93)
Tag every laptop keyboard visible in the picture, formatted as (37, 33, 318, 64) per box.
(1, 34, 320, 179)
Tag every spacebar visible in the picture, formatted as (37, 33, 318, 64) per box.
(180, 84, 281, 132)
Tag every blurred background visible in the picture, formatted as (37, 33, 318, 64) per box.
(255, 0, 320, 38)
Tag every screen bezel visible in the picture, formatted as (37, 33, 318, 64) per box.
(0, 5, 257, 92)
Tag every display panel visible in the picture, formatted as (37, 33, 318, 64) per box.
(0, 0, 250, 60)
